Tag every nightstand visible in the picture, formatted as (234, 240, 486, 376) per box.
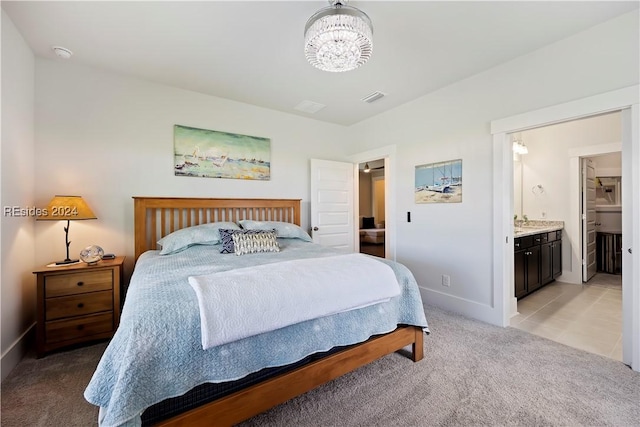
(33, 256, 124, 357)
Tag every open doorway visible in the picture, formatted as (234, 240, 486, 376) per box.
(509, 113, 624, 361)
(583, 152, 622, 283)
(491, 86, 638, 371)
(358, 159, 386, 258)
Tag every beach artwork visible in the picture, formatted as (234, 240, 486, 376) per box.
(415, 159, 462, 204)
(174, 125, 270, 180)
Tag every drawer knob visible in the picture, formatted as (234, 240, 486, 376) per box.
(77, 281, 84, 287)
(77, 325, 84, 331)
(77, 303, 84, 308)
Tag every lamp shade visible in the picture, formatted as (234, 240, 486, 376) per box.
(37, 196, 97, 221)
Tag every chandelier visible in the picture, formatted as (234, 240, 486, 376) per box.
(304, 0, 373, 73)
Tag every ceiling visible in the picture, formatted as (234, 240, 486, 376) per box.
(3, 1, 638, 126)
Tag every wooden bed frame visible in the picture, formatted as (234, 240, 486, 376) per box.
(132, 197, 424, 426)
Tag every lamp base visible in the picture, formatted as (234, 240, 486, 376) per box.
(55, 259, 80, 265)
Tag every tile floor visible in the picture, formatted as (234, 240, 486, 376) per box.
(510, 273, 622, 361)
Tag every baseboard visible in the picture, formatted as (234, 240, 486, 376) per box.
(1, 323, 35, 382)
(558, 271, 580, 285)
(510, 297, 519, 319)
(419, 286, 500, 326)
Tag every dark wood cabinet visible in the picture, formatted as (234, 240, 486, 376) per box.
(551, 240, 562, 278)
(515, 230, 562, 300)
(514, 249, 527, 298)
(525, 245, 541, 292)
(514, 236, 541, 298)
(540, 242, 552, 285)
(540, 231, 563, 282)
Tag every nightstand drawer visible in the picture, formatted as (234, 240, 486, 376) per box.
(45, 291, 113, 321)
(45, 270, 113, 298)
(45, 312, 113, 344)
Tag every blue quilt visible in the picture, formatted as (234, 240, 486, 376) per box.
(84, 240, 429, 426)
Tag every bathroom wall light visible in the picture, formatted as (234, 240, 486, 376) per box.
(512, 138, 528, 155)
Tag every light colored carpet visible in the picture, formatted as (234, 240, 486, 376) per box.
(1, 342, 104, 426)
(2, 306, 639, 426)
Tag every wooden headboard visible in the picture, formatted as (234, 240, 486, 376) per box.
(133, 197, 301, 261)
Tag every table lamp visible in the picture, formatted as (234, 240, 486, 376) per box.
(37, 195, 97, 265)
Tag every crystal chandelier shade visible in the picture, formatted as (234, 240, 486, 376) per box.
(304, 1, 373, 73)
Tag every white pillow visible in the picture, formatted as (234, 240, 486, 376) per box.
(238, 220, 312, 242)
(157, 222, 240, 255)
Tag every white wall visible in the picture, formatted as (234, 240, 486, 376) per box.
(347, 11, 638, 320)
(519, 112, 621, 221)
(34, 60, 350, 272)
(592, 152, 622, 177)
(1, 11, 36, 380)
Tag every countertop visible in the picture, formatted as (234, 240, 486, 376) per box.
(514, 220, 564, 238)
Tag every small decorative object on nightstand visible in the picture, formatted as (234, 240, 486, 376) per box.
(33, 256, 124, 357)
(79, 245, 104, 265)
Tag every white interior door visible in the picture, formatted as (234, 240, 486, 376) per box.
(582, 158, 597, 282)
(310, 159, 354, 251)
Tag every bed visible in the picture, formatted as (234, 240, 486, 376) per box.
(84, 197, 428, 426)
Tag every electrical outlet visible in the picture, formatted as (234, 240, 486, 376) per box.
(441, 274, 450, 287)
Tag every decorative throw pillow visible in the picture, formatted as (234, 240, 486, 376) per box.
(157, 222, 240, 255)
(362, 217, 375, 229)
(238, 220, 312, 242)
(219, 228, 240, 254)
(232, 229, 280, 255)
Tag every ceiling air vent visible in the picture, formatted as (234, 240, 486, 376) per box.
(361, 91, 386, 103)
(294, 100, 326, 114)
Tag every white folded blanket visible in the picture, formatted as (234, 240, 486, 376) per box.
(188, 253, 400, 349)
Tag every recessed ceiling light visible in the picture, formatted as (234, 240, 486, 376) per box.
(52, 46, 73, 59)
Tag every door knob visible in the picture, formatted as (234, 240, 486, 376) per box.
(629, 248, 633, 254)
(313, 227, 319, 231)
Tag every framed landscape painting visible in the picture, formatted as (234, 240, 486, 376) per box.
(415, 159, 462, 204)
(174, 125, 270, 180)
